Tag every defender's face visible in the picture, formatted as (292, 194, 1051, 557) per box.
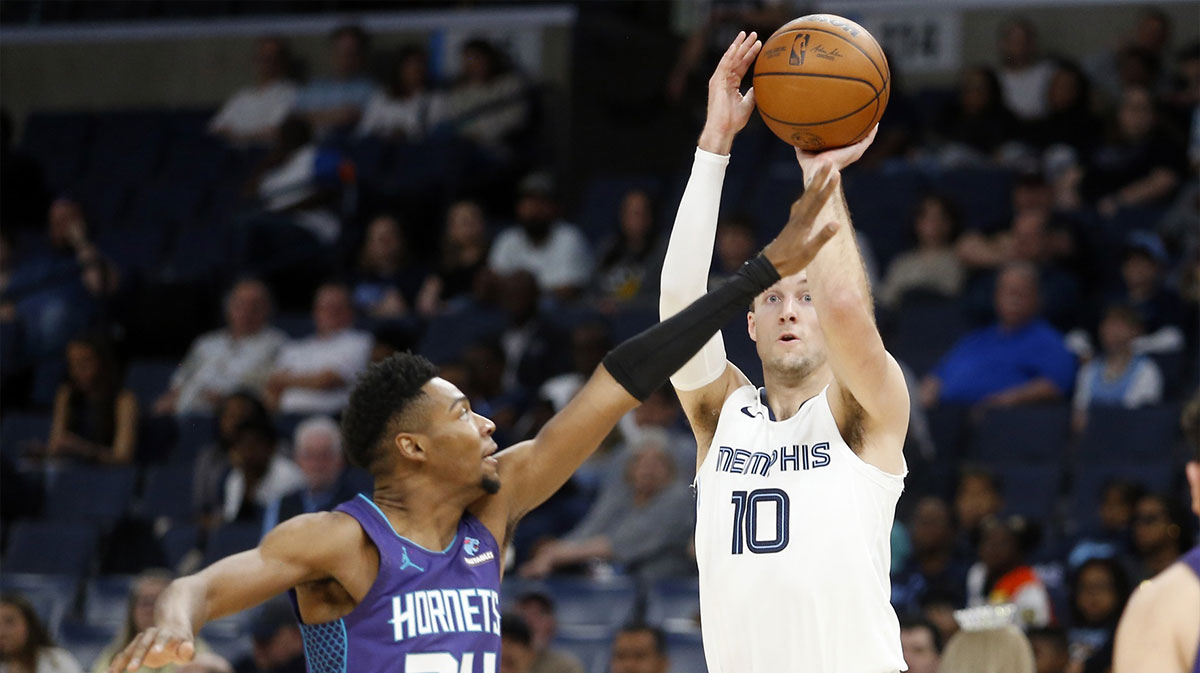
(747, 272, 826, 378)
(415, 378, 500, 495)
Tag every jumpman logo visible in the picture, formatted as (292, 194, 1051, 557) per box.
(397, 547, 425, 573)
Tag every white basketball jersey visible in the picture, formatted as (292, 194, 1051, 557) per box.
(695, 384, 907, 673)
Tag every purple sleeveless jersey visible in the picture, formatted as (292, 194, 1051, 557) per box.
(289, 494, 503, 673)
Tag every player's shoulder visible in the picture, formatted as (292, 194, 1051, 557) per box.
(1126, 563, 1200, 622)
(264, 511, 370, 562)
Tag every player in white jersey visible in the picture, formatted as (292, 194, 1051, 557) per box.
(659, 32, 909, 673)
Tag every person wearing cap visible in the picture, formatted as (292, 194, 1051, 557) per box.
(1110, 231, 1186, 353)
(488, 173, 593, 301)
(233, 597, 304, 673)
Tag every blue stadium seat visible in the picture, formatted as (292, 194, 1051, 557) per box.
(162, 218, 233, 282)
(1, 412, 51, 460)
(57, 618, 117, 671)
(83, 575, 136, 629)
(43, 466, 137, 527)
(574, 174, 661, 245)
(160, 524, 200, 569)
(172, 413, 216, 465)
(74, 174, 132, 232)
(140, 465, 196, 523)
(991, 462, 1064, 522)
(124, 359, 179, 410)
(645, 577, 700, 632)
(541, 576, 637, 630)
(87, 110, 167, 182)
(666, 630, 708, 673)
(0, 573, 77, 634)
(926, 404, 970, 460)
(1078, 404, 1181, 462)
(203, 523, 262, 567)
(417, 308, 506, 365)
(344, 138, 396, 184)
(553, 626, 612, 673)
(4, 521, 98, 576)
(18, 111, 92, 191)
(1070, 460, 1174, 532)
(937, 167, 1014, 231)
(842, 166, 926, 270)
(888, 291, 970, 377)
(969, 405, 1070, 463)
(609, 305, 657, 343)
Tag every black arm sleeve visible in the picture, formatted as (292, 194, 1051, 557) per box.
(602, 254, 780, 401)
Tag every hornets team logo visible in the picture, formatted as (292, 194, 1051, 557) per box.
(463, 537, 481, 556)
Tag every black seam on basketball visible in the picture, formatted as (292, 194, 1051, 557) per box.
(754, 71, 878, 89)
(755, 74, 886, 127)
(765, 26, 886, 83)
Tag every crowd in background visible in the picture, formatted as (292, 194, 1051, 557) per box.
(0, 4, 1198, 673)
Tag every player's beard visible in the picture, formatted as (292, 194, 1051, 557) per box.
(763, 347, 825, 385)
(481, 474, 501, 495)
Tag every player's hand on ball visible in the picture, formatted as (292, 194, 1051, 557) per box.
(699, 30, 762, 153)
(795, 124, 879, 176)
(109, 626, 195, 672)
(763, 163, 842, 277)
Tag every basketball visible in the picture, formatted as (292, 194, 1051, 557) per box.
(753, 14, 890, 151)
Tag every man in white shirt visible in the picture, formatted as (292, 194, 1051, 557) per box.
(996, 18, 1056, 121)
(488, 173, 593, 300)
(209, 37, 299, 145)
(265, 283, 371, 414)
(154, 279, 286, 416)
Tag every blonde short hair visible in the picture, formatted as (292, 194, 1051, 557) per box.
(938, 625, 1035, 673)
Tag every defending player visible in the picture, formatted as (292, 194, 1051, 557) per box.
(659, 32, 909, 672)
(107, 161, 843, 672)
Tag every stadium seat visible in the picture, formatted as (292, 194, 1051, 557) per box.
(0, 412, 51, 461)
(969, 405, 1070, 463)
(991, 462, 1064, 522)
(938, 167, 1013, 231)
(83, 575, 136, 629)
(417, 308, 506, 365)
(645, 577, 700, 632)
(541, 576, 637, 630)
(1078, 404, 1181, 462)
(87, 110, 166, 182)
(159, 524, 200, 569)
(203, 523, 262, 567)
(666, 630, 708, 673)
(842, 166, 926, 270)
(43, 466, 137, 527)
(172, 413, 216, 465)
(609, 305, 657, 343)
(140, 465, 196, 523)
(1069, 460, 1175, 532)
(4, 521, 98, 576)
(553, 626, 612, 673)
(0, 573, 77, 634)
(18, 111, 92, 191)
(926, 404, 970, 460)
(57, 618, 117, 671)
(888, 291, 969, 377)
(574, 174, 661, 245)
(124, 359, 179, 410)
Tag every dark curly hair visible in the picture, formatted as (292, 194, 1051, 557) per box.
(341, 353, 439, 473)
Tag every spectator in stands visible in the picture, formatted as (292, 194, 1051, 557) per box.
(240, 115, 341, 273)
(194, 390, 271, 524)
(357, 45, 446, 141)
(261, 416, 358, 533)
(265, 282, 372, 414)
(1066, 556, 1130, 666)
(879, 195, 965, 307)
(893, 496, 971, 616)
(921, 589, 962, 646)
(1071, 304, 1164, 432)
(208, 419, 304, 528)
(1025, 627, 1069, 673)
(1164, 41, 1200, 132)
(996, 18, 1056, 122)
(538, 321, 611, 413)
(966, 516, 1054, 629)
(292, 25, 376, 137)
(1029, 60, 1102, 158)
(899, 615, 943, 673)
(209, 36, 298, 145)
(496, 271, 566, 391)
(416, 200, 491, 315)
(348, 214, 432, 320)
(500, 614, 536, 673)
(513, 592, 585, 673)
(445, 38, 530, 154)
(594, 188, 664, 307)
(518, 434, 694, 581)
(1, 198, 121, 405)
(1085, 8, 1172, 100)
(936, 66, 1020, 162)
(234, 597, 304, 673)
(0, 593, 82, 673)
(1129, 492, 1188, 581)
(154, 279, 286, 416)
(91, 569, 212, 673)
(710, 215, 757, 284)
(956, 468, 1005, 547)
(608, 624, 669, 673)
(1067, 479, 1142, 568)
(920, 263, 1076, 410)
(489, 173, 592, 300)
(1109, 232, 1186, 353)
(1082, 86, 1187, 217)
(43, 334, 136, 464)
(939, 620, 1035, 673)
(460, 340, 527, 440)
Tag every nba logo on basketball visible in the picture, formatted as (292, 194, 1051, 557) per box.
(463, 537, 481, 556)
(789, 33, 809, 66)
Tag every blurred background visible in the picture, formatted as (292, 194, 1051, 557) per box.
(0, 1, 1197, 673)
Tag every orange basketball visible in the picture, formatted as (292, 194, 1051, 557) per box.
(753, 14, 890, 151)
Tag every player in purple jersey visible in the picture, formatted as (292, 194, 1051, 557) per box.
(108, 162, 845, 673)
(1113, 396, 1200, 673)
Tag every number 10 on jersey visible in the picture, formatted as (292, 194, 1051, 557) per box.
(730, 489, 790, 554)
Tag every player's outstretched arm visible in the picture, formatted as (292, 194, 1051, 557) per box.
(796, 127, 909, 474)
(108, 512, 364, 673)
(484, 166, 841, 526)
(661, 30, 760, 446)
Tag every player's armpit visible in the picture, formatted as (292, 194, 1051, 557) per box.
(676, 361, 750, 454)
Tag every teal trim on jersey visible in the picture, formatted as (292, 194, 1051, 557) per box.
(299, 617, 348, 673)
(356, 494, 459, 554)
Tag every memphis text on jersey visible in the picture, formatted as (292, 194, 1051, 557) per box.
(712, 442, 831, 478)
(389, 587, 501, 642)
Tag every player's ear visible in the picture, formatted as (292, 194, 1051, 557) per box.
(394, 433, 428, 462)
(747, 309, 758, 342)
(1186, 461, 1200, 518)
